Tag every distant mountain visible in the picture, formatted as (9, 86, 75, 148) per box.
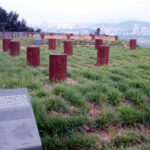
(119, 20, 150, 28)
(89, 20, 150, 35)
(36, 20, 150, 35)
(93, 20, 150, 30)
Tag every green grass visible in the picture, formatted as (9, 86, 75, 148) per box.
(112, 132, 149, 148)
(96, 107, 116, 128)
(0, 37, 150, 149)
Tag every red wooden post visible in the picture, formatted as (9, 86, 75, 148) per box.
(40, 33, 45, 40)
(91, 35, 95, 40)
(48, 39, 56, 50)
(27, 46, 40, 67)
(49, 53, 67, 82)
(67, 34, 71, 39)
(130, 39, 136, 50)
(96, 45, 109, 66)
(64, 40, 73, 56)
(115, 36, 118, 40)
(3, 39, 11, 52)
(50, 33, 54, 36)
(104, 46, 109, 65)
(95, 39, 103, 50)
(10, 41, 20, 56)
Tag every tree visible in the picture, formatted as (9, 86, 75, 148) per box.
(0, 7, 7, 31)
(0, 7, 40, 32)
(6, 11, 19, 31)
(35, 28, 41, 32)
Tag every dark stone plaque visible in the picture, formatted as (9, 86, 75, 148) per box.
(33, 34, 42, 46)
(0, 88, 42, 150)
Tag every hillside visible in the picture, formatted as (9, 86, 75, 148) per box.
(0, 38, 150, 149)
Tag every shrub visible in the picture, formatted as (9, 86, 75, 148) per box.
(83, 71, 102, 80)
(26, 81, 41, 90)
(125, 88, 146, 105)
(117, 82, 129, 92)
(47, 115, 89, 136)
(110, 74, 123, 82)
(129, 80, 145, 89)
(52, 85, 86, 107)
(76, 83, 98, 95)
(31, 98, 50, 135)
(107, 88, 121, 105)
(42, 133, 97, 150)
(86, 91, 104, 104)
(64, 133, 97, 150)
(96, 107, 116, 128)
(119, 105, 145, 125)
(46, 97, 68, 112)
(112, 132, 149, 147)
(36, 89, 48, 98)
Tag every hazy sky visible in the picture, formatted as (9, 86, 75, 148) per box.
(0, 0, 150, 25)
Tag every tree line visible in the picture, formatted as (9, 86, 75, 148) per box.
(0, 7, 41, 32)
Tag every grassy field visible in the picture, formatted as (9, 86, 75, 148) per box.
(0, 38, 150, 149)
